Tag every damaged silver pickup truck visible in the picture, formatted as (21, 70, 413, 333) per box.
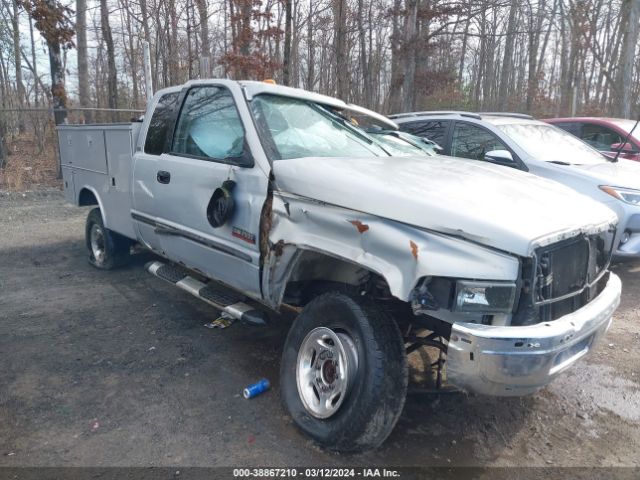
(58, 80, 622, 452)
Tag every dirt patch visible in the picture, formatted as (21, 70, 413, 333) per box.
(0, 131, 60, 191)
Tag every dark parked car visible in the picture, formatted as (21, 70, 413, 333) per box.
(545, 117, 640, 161)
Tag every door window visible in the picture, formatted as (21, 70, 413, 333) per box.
(451, 122, 510, 160)
(553, 122, 582, 137)
(173, 86, 249, 165)
(581, 124, 625, 151)
(399, 120, 449, 146)
(144, 92, 180, 155)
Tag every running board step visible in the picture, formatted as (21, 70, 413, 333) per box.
(146, 261, 268, 326)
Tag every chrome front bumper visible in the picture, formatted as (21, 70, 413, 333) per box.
(446, 273, 622, 396)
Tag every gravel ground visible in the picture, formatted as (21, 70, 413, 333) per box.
(0, 190, 639, 468)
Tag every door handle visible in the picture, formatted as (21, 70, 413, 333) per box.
(157, 170, 171, 184)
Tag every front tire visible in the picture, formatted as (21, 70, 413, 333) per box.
(85, 208, 131, 269)
(280, 292, 408, 452)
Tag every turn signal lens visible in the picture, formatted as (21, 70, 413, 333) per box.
(600, 185, 640, 205)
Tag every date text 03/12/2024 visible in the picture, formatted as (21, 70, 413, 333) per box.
(232, 468, 401, 478)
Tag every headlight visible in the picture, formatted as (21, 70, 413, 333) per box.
(600, 186, 640, 205)
(453, 281, 516, 313)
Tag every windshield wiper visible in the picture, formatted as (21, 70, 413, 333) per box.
(314, 105, 393, 155)
(385, 131, 430, 151)
(549, 160, 571, 165)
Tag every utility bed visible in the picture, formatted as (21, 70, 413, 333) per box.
(57, 123, 141, 239)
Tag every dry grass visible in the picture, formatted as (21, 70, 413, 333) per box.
(0, 133, 61, 192)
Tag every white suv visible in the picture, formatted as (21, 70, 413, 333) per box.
(392, 111, 640, 259)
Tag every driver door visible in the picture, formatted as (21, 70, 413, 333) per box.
(152, 84, 269, 298)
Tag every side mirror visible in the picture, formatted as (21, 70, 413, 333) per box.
(610, 142, 635, 153)
(485, 149, 513, 163)
(421, 138, 443, 152)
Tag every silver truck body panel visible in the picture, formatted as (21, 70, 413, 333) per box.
(58, 123, 140, 239)
(61, 166, 75, 204)
(58, 125, 109, 173)
(130, 89, 179, 253)
(131, 157, 268, 296)
(132, 81, 270, 298)
(272, 154, 618, 257)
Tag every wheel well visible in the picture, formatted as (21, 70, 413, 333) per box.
(282, 250, 393, 306)
(78, 188, 98, 206)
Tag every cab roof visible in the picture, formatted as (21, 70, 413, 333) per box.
(154, 79, 398, 130)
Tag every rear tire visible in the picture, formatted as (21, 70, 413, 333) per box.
(280, 292, 408, 452)
(85, 208, 131, 269)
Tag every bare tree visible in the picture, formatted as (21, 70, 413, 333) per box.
(9, 0, 25, 115)
(100, 0, 118, 120)
(20, 0, 74, 124)
(333, 0, 348, 99)
(498, 0, 518, 109)
(3, 0, 640, 135)
(282, 0, 293, 85)
(195, 0, 210, 76)
(617, 0, 640, 117)
(76, 0, 90, 121)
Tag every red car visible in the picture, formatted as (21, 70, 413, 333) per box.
(544, 117, 640, 161)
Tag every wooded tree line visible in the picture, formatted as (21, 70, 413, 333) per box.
(1, 0, 640, 127)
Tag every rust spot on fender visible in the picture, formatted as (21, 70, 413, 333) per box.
(410, 240, 419, 260)
(349, 220, 370, 234)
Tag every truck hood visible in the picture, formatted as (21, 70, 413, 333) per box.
(272, 155, 617, 256)
(573, 158, 640, 188)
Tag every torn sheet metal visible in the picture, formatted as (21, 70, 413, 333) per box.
(262, 192, 520, 307)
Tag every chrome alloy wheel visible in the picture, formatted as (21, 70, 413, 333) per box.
(90, 223, 106, 265)
(296, 327, 359, 419)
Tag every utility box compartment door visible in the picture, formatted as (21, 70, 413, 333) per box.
(61, 166, 75, 204)
(102, 129, 136, 239)
(58, 128, 108, 173)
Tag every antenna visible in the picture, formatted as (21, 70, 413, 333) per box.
(613, 117, 640, 162)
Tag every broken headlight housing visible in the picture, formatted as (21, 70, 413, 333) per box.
(453, 281, 517, 313)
